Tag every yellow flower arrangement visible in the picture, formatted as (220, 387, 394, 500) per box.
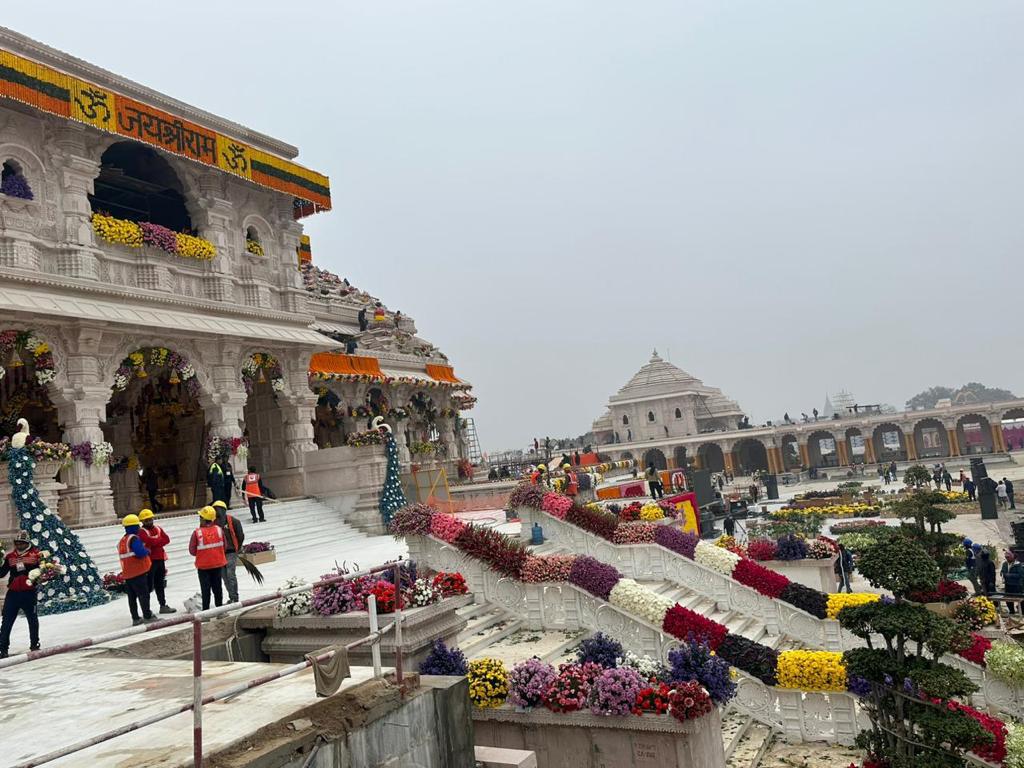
(826, 592, 880, 619)
(774, 503, 878, 520)
(939, 490, 969, 502)
(34, 342, 49, 354)
(776, 650, 847, 692)
(640, 502, 665, 521)
(245, 239, 265, 257)
(467, 658, 509, 708)
(92, 212, 142, 248)
(128, 352, 144, 367)
(176, 232, 217, 261)
(715, 534, 738, 550)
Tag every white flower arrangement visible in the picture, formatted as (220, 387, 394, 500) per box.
(113, 373, 129, 390)
(608, 578, 673, 626)
(93, 441, 113, 466)
(408, 577, 441, 607)
(277, 577, 312, 617)
(620, 651, 666, 680)
(694, 540, 741, 576)
(178, 363, 195, 380)
(271, 377, 285, 392)
(35, 369, 55, 385)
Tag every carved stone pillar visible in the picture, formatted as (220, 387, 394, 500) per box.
(194, 176, 237, 303)
(277, 391, 318, 469)
(52, 126, 103, 279)
(798, 442, 810, 468)
(58, 391, 116, 526)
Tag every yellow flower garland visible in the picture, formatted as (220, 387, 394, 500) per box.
(92, 212, 142, 248)
(776, 650, 847, 692)
(467, 658, 509, 708)
(826, 592, 880, 619)
(176, 232, 216, 261)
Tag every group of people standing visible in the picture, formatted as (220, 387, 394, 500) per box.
(964, 540, 1023, 614)
(117, 499, 248, 625)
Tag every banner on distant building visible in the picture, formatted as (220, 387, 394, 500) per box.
(819, 437, 836, 455)
(850, 435, 866, 456)
(921, 427, 942, 451)
(882, 431, 901, 452)
(962, 422, 983, 447)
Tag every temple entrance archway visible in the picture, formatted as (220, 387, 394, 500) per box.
(956, 414, 993, 456)
(643, 448, 667, 471)
(313, 388, 345, 449)
(733, 438, 769, 475)
(103, 346, 207, 517)
(241, 353, 287, 473)
(806, 429, 839, 468)
(913, 418, 950, 460)
(697, 443, 725, 472)
(872, 423, 907, 462)
(845, 427, 866, 465)
(673, 445, 689, 469)
(1002, 408, 1024, 452)
(0, 330, 60, 443)
(780, 435, 801, 470)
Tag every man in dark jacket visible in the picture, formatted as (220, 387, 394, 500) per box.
(979, 550, 997, 596)
(834, 543, 854, 593)
(207, 460, 226, 505)
(965, 541, 980, 594)
(1003, 478, 1015, 510)
(1000, 551, 1022, 615)
(213, 500, 245, 603)
(0, 531, 41, 657)
(964, 478, 976, 501)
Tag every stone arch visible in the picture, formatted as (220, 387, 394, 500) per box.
(103, 344, 211, 517)
(806, 429, 839, 468)
(844, 427, 866, 464)
(872, 423, 907, 462)
(780, 434, 801, 470)
(89, 142, 193, 231)
(643, 448, 667, 471)
(913, 417, 950, 460)
(697, 443, 725, 472)
(956, 413, 993, 456)
(242, 213, 273, 257)
(732, 438, 769, 475)
(673, 445, 689, 469)
(1002, 408, 1024, 452)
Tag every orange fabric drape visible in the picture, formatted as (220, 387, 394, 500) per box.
(426, 364, 461, 384)
(309, 352, 383, 377)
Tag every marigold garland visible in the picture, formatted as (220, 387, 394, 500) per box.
(775, 650, 847, 692)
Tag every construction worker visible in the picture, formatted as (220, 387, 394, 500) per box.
(0, 531, 41, 657)
(563, 464, 579, 497)
(138, 509, 175, 614)
(213, 500, 244, 603)
(531, 464, 547, 487)
(118, 514, 154, 626)
(189, 506, 227, 610)
(243, 465, 266, 523)
(207, 459, 226, 505)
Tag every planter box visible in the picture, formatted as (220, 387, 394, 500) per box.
(920, 600, 961, 619)
(472, 705, 725, 768)
(757, 557, 837, 593)
(242, 550, 276, 565)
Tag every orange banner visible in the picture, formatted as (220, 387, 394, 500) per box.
(310, 352, 383, 377)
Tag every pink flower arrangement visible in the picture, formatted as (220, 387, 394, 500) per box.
(430, 513, 466, 543)
(590, 666, 645, 716)
(612, 522, 659, 545)
(508, 658, 558, 709)
(668, 681, 713, 722)
(545, 662, 603, 713)
(542, 492, 573, 519)
(806, 537, 837, 559)
(521, 554, 577, 583)
(139, 221, 180, 254)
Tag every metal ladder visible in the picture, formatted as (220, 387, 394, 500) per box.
(463, 417, 483, 463)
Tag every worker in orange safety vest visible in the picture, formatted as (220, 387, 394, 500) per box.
(563, 464, 579, 497)
(118, 514, 154, 626)
(188, 506, 227, 610)
(243, 466, 266, 524)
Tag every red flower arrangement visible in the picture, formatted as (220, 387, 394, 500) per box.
(432, 571, 468, 597)
(746, 539, 779, 561)
(929, 698, 1006, 763)
(369, 580, 396, 613)
(544, 662, 603, 713)
(566, 504, 619, 541)
(667, 680, 713, 723)
(907, 579, 969, 604)
(634, 682, 672, 715)
(521, 554, 577, 583)
(612, 522, 659, 545)
(453, 524, 528, 578)
(956, 632, 992, 665)
(619, 502, 643, 521)
(732, 558, 791, 599)
(662, 604, 728, 650)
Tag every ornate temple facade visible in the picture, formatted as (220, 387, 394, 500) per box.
(0, 28, 472, 529)
(593, 352, 1024, 475)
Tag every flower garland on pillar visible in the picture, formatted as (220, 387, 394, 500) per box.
(375, 417, 407, 528)
(7, 444, 108, 614)
(241, 353, 285, 394)
(0, 329, 56, 385)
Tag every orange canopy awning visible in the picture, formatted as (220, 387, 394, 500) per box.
(310, 352, 383, 377)
(426, 364, 461, 384)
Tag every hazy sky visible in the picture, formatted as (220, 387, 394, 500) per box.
(8, 2, 1024, 451)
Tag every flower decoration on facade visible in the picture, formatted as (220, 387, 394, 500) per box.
(245, 238, 264, 257)
(1, 167, 33, 199)
(344, 429, 384, 447)
(113, 347, 199, 396)
(91, 213, 216, 260)
(467, 658, 509, 708)
(242, 352, 285, 394)
(0, 329, 56, 385)
(205, 436, 248, 465)
(69, 440, 113, 468)
(0, 437, 71, 464)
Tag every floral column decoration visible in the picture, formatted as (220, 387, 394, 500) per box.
(0, 330, 55, 384)
(241, 353, 285, 395)
(379, 429, 407, 528)
(6, 442, 108, 615)
(112, 347, 198, 396)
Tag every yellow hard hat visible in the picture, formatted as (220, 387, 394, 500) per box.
(138, 509, 154, 521)
(198, 506, 217, 521)
(537, 464, 546, 471)
(562, 464, 571, 470)
(212, 500, 227, 509)
(122, 514, 141, 527)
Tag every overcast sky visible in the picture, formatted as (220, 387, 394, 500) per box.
(8, 2, 1024, 451)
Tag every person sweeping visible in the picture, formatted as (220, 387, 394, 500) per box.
(188, 506, 227, 610)
(0, 531, 41, 657)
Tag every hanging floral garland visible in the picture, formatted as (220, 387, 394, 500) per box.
(69, 441, 114, 468)
(242, 352, 285, 394)
(205, 435, 249, 465)
(0, 329, 56, 385)
(112, 347, 198, 396)
(92, 213, 216, 261)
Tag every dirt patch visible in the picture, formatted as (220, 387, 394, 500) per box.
(205, 674, 421, 768)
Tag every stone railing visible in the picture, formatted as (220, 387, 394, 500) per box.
(406, 534, 863, 745)
(517, 506, 1024, 721)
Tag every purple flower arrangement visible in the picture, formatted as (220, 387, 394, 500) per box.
(568, 556, 622, 601)
(575, 632, 624, 669)
(419, 640, 468, 676)
(241, 542, 274, 554)
(0, 171, 33, 200)
(139, 221, 179, 254)
(666, 642, 736, 705)
(654, 526, 699, 558)
(311, 573, 371, 616)
(775, 535, 809, 561)
(590, 667, 644, 716)
(508, 658, 558, 708)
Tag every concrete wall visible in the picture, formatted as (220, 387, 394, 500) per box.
(301, 446, 389, 533)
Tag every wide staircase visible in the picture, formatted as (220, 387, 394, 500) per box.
(75, 497, 383, 585)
